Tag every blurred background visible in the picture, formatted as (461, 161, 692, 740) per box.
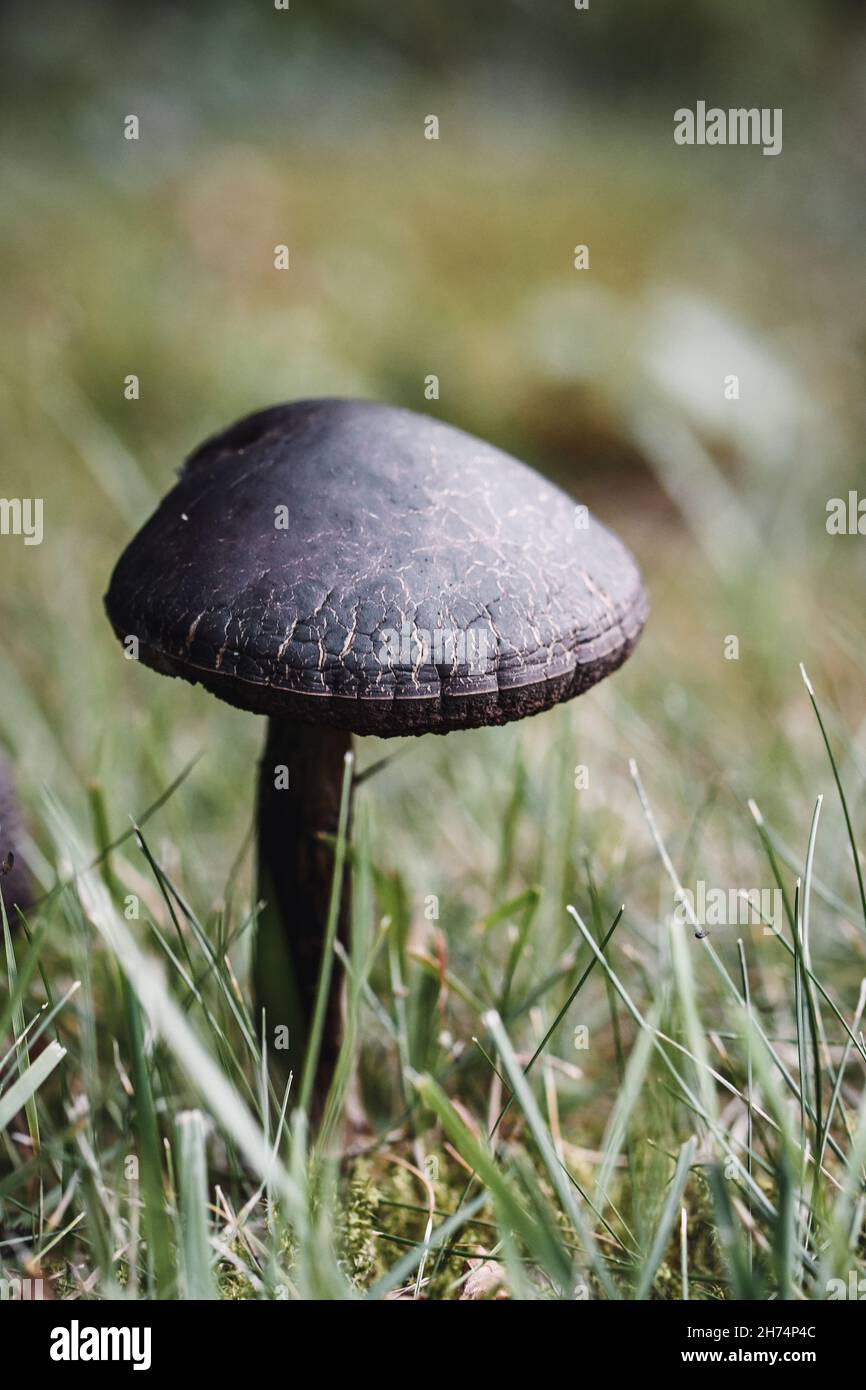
(2, 0, 866, 1298)
(2, 0, 865, 902)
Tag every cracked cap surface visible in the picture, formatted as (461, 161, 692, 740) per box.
(104, 398, 648, 736)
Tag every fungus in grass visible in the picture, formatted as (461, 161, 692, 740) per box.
(104, 399, 648, 1108)
(0, 754, 34, 922)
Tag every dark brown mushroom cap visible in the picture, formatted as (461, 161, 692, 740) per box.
(104, 399, 647, 736)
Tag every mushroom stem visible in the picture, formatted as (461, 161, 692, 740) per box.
(254, 717, 353, 1112)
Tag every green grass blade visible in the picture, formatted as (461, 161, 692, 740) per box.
(634, 1137, 696, 1300)
(176, 1109, 217, 1300)
(410, 1068, 573, 1291)
(1, 894, 41, 1158)
(801, 664, 866, 933)
(0, 1040, 66, 1131)
(485, 1008, 617, 1298)
(299, 750, 354, 1116)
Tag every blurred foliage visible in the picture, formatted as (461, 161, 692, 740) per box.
(1, 0, 865, 941)
(0, 0, 864, 886)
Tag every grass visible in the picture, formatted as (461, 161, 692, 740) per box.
(1, 660, 866, 1300)
(2, 3, 866, 1302)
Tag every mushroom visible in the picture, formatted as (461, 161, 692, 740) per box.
(104, 398, 647, 1108)
(0, 753, 34, 922)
